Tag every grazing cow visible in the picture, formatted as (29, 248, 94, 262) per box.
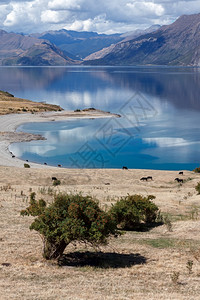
(175, 178, 183, 183)
(179, 171, 184, 175)
(147, 176, 153, 181)
(105, 183, 110, 185)
(12, 155, 15, 158)
(44, 162, 47, 165)
(58, 164, 62, 167)
(52, 177, 57, 181)
(140, 177, 148, 181)
(122, 166, 128, 170)
(26, 160, 29, 162)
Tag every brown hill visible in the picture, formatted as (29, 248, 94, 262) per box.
(0, 30, 76, 66)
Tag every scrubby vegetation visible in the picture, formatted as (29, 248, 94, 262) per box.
(195, 182, 200, 194)
(194, 166, 200, 173)
(24, 163, 30, 168)
(52, 179, 61, 186)
(109, 194, 160, 230)
(21, 192, 118, 260)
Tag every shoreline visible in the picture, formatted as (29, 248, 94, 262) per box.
(0, 109, 197, 173)
(0, 109, 120, 168)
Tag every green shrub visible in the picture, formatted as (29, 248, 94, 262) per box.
(194, 167, 200, 173)
(21, 193, 118, 260)
(53, 179, 61, 186)
(109, 194, 159, 230)
(195, 182, 200, 194)
(24, 163, 30, 168)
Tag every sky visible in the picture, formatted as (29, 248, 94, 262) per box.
(0, 0, 200, 34)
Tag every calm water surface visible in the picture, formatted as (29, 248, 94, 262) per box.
(1, 66, 200, 170)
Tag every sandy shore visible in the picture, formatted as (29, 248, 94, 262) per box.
(0, 109, 119, 168)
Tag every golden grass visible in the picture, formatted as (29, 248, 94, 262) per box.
(0, 167, 200, 299)
(0, 90, 62, 115)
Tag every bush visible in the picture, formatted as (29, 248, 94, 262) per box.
(24, 163, 30, 168)
(194, 167, 200, 173)
(195, 182, 200, 194)
(109, 194, 159, 230)
(53, 179, 61, 186)
(21, 193, 118, 260)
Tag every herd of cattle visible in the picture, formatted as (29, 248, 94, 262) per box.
(9, 153, 185, 184)
(51, 169, 185, 185)
(122, 166, 185, 184)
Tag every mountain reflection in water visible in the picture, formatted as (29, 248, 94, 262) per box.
(1, 66, 200, 170)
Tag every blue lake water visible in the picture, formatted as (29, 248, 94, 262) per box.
(1, 66, 200, 170)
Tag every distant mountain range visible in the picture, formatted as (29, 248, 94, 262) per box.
(0, 13, 200, 66)
(84, 14, 200, 66)
(31, 29, 123, 60)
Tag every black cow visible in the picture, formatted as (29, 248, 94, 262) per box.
(122, 166, 128, 170)
(175, 178, 183, 183)
(140, 177, 148, 181)
(26, 160, 29, 162)
(12, 155, 15, 158)
(44, 162, 47, 165)
(179, 171, 184, 175)
(52, 177, 57, 181)
(58, 164, 62, 168)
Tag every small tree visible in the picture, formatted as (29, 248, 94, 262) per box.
(195, 182, 200, 194)
(21, 193, 118, 260)
(194, 167, 200, 173)
(109, 194, 159, 230)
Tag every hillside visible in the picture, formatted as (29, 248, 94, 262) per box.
(84, 25, 160, 61)
(0, 166, 200, 299)
(0, 90, 62, 114)
(0, 30, 76, 66)
(84, 14, 200, 66)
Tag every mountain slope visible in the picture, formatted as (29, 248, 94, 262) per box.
(84, 25, 160, 61)
(84, 14, 200, 66)
(0, 30, 75, 66)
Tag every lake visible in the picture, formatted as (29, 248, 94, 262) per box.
(1, 66, 200, 170)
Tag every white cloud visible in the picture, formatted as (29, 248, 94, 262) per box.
(126, 2, 165, 17)
(3, 1, 41, 29)
(48, 0, 82, 10)
(0, 0, 200, 34)
(41, 9, 67, 23)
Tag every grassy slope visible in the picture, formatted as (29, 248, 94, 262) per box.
(0, 167, 200, 299)
(0, 90, 62, 115)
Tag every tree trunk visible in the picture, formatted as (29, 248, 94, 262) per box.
(43, 240, 67, 260)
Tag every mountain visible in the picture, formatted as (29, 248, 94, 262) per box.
(84, 14, 200, 66)
(0, 30, 75, 66)
(33, 29, 123, 60)
(84, 25, 160, 61)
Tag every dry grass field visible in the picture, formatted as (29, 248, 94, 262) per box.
(0, 91, 62, 115)
(0, 166, 200, 299)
